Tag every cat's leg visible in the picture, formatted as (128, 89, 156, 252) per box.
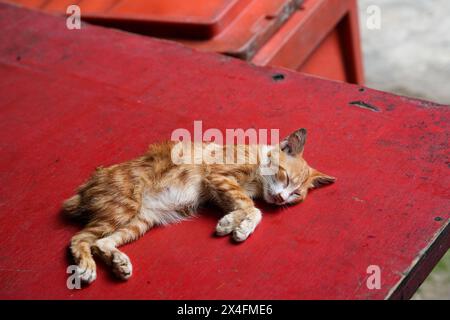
(208, 175, 262, 242)
(93, 215, 153, 280)
(70, 221, 116, 284)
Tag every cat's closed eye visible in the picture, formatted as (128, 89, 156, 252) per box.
(277, 167, 289, 187)
(285, 174, 290, 187)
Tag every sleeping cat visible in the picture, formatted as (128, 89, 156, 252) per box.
(63, 128, 335, 284)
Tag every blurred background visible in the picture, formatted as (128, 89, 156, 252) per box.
(358, 0, 450, 299)
(358, 0, 450, 105)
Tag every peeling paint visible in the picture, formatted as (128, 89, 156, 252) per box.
(349, 100, 380, 112)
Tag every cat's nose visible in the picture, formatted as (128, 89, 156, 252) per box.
(274, 193, 284, 204)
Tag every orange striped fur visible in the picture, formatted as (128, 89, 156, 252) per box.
(63, 129, 335, 284)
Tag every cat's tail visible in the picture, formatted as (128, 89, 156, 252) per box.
(62, 194, 84, 219)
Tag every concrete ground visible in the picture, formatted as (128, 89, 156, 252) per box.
(357, 0, 450, 299)
(358, 0, 450, 104)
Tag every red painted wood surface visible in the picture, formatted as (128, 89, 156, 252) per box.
(6, 0, 364, 85)
(299, 28, 349, 81)
(9, 0, 254, 39)
(178, 0, 302, 60)
(7, 0, 302, 59)
(252, 0, 364, 84)
(0, 4, 448, 300)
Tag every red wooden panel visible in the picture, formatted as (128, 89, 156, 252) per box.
(89, 0, 254, 38)
(8, 0, 44, 6)
(298, 28, 348, 82)
(179, 0, 303, 59)
(252, 0, 364, 84)
(5, 0, 301, 55)
(108, 0, 248, 23)
(6, 0, 254, 38)
(42, 0, 77, 12)
(0, 3, 448, 300)
(75, 0, 117, 12)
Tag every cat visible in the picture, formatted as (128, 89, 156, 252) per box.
(63, 128, 335, 284)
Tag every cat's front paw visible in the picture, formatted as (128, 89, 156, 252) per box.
(216, 212, 239, 236)
(216, 208, 262, 242)
(232, 208, 262, 242)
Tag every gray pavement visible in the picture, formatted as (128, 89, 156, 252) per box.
(358, 0, 450, 104)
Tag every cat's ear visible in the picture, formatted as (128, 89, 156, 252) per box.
(308, 169, 336, 188)
(280, 128, 307, 156)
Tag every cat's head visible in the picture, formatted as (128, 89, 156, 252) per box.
(260, 128, 335, 206)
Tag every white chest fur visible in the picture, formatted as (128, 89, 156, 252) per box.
(139, 181, 202, 226)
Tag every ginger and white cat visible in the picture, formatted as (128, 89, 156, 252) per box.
(63, 128, 335, 284)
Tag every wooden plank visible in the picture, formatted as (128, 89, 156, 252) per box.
(0, 3, 448, 299)
(4, 0, 303, 58)
(252, 0, 365, 84)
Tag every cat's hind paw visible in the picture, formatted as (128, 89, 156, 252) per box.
(76, 260, 97, 284)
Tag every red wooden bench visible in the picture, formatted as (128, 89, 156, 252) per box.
(6, 0, 364, 85)
(0, 3, 448, 299)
